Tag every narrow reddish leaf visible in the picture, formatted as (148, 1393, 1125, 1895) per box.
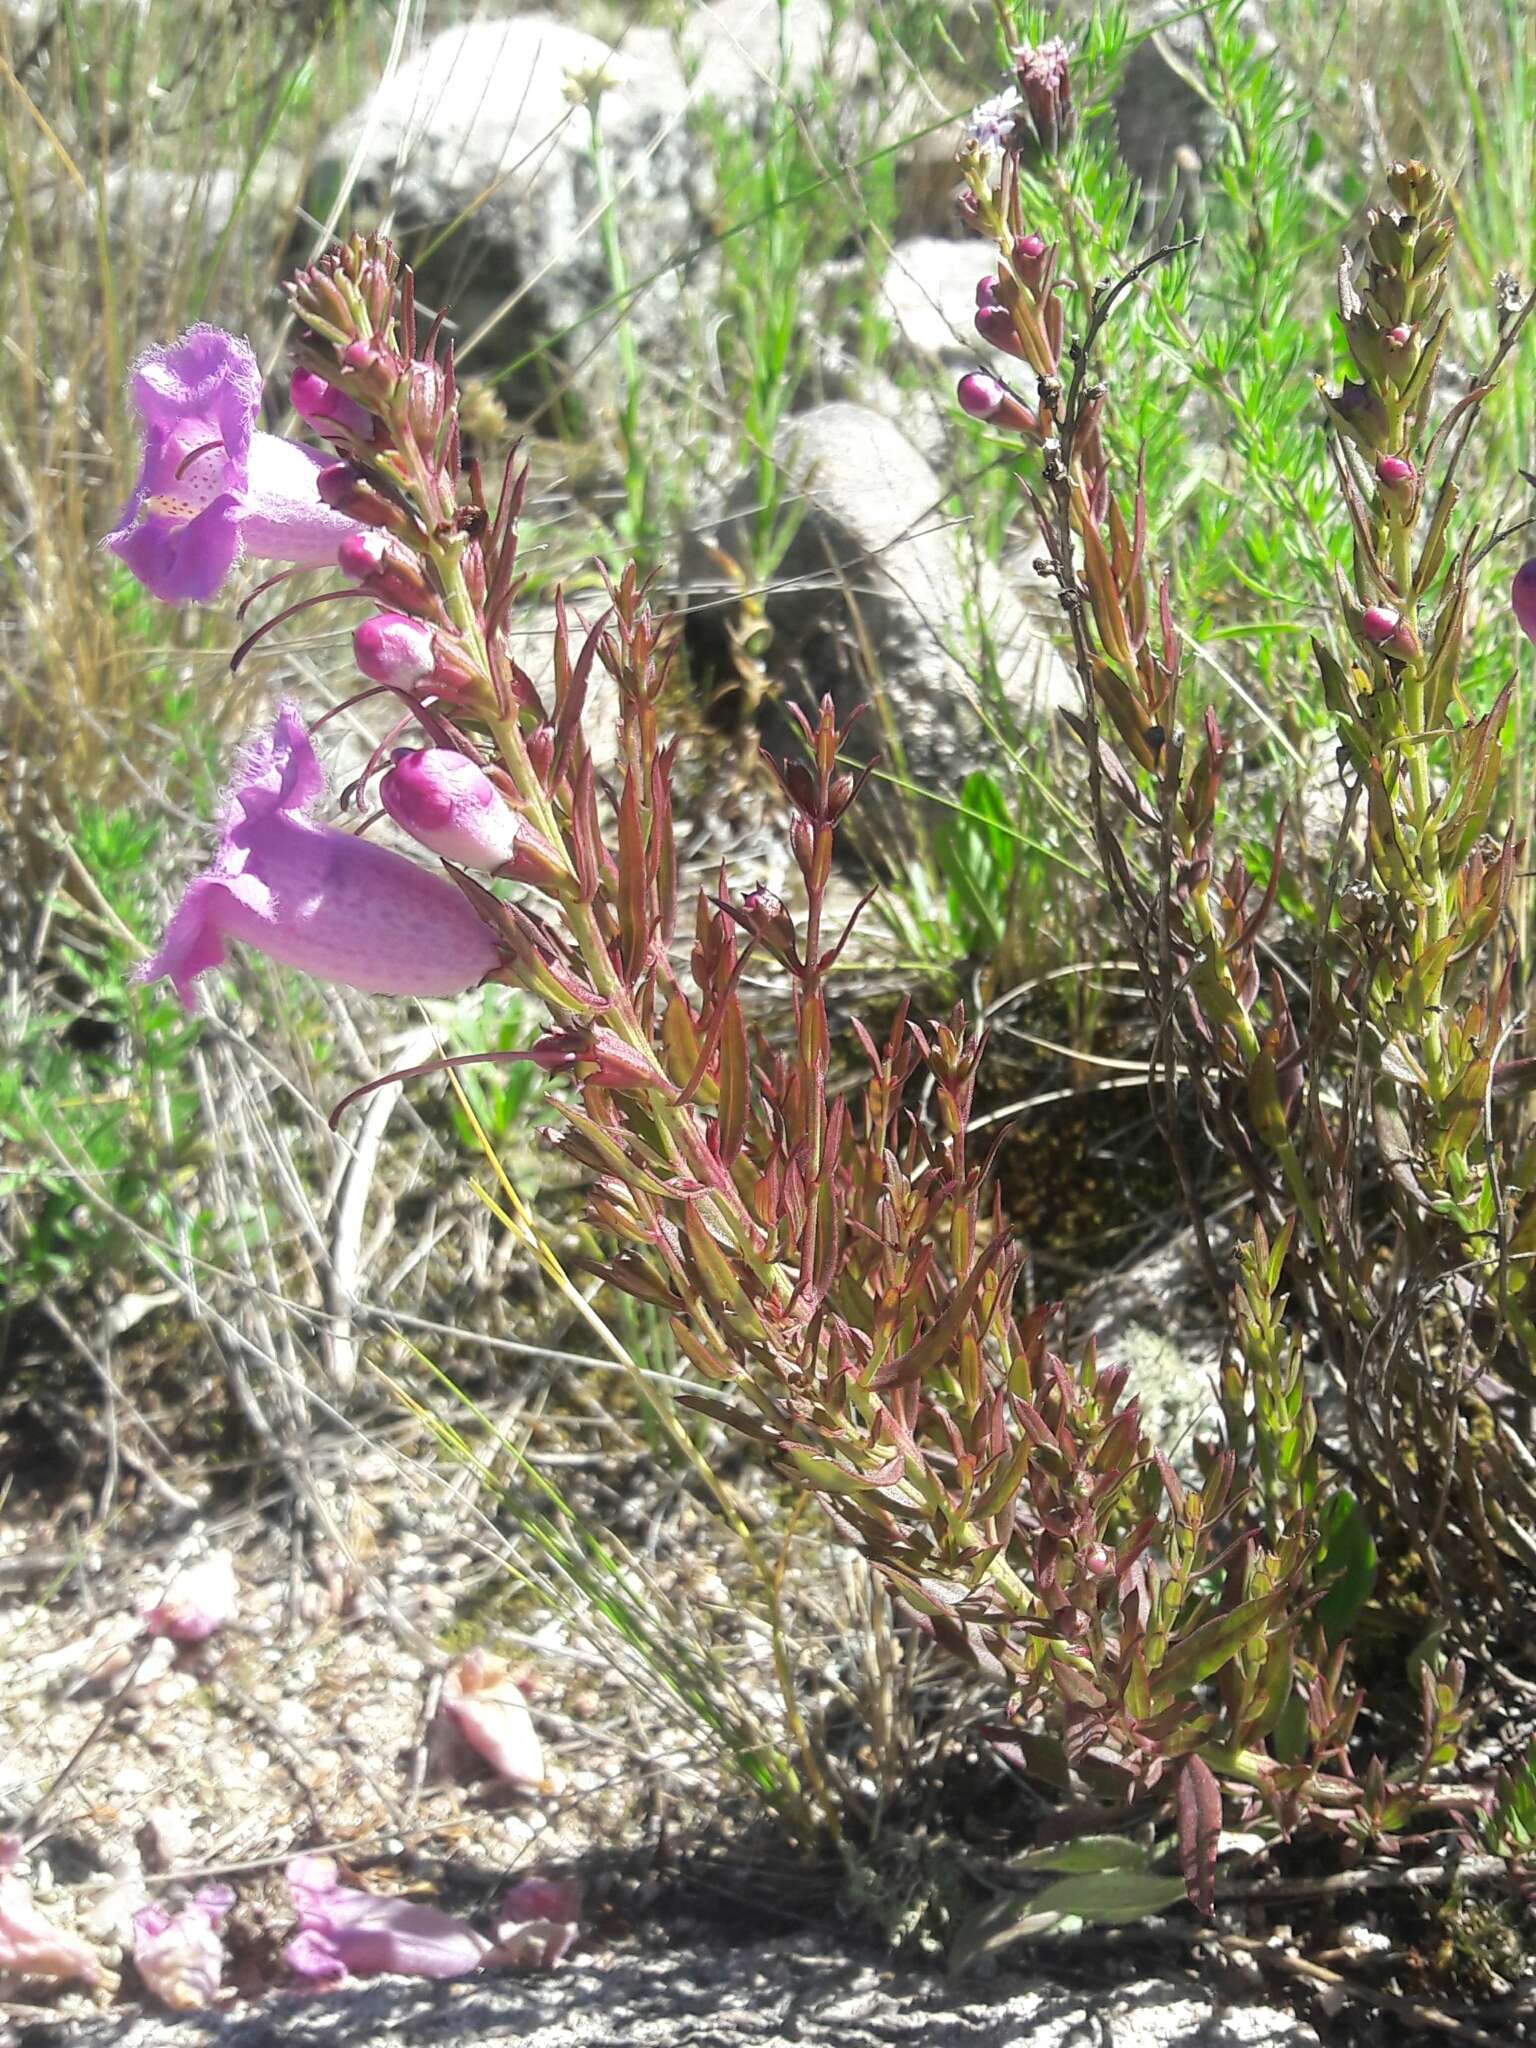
(1176, 1753, 1222, 1919)
(717, 991, 749, 1164)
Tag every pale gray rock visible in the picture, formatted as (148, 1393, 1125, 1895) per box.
(52, 1932, 1321, 2047)
(312, 8, 875, 409)
(313, 16, 700, 403)
(97, 163, 299, 291)
(685, 403, 1074, 794)
(880, 237, 1000, 367)
(679, 0, 869, 105)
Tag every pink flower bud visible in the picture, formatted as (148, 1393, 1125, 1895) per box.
(974, 305, 1023, 356)
(440, 1650, 545, 1788)
(1012, 231, 1049, 292)
(380, 750, 520, 869)
(1014, 37, 1075, 154)
(1513, 560, 1536, 648)
(1360, 604, 1420, 658)
(976, 275, 1000, 309)
(291, 369, 372, 443)
(355, 612, 435, 687)
(1361, 605, 1399, 642)
(142, 1551, 237, 1643)
(340, 335, 405, 403)
(338, 531, 435, 613)
(957, 372, 1037, 434)
(318, 462, 407, 532)
(1375, 453, 1417, 513)
(529, 1026, 674, 1097)
(956, 188, 982, 230)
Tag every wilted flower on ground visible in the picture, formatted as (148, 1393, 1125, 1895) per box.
(0, 1839, 102, 1987)
(440, 1648, 545, 1788)
(284, 1856, 489, 1983)
(104, 327, 359, 602)
(139, 704, 504, 1010)
(141, 1551, 238, 1643)
(485, 1877, 580, 1971)
(131, 1886, 234, 2011)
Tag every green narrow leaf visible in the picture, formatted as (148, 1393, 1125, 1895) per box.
(1315, 1489, 1377, 1644)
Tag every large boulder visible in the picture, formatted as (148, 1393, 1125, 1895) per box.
(684, 402, 1074, 797)
(312, 17, 695, 405)
(680, 0, 863, 102)
(312, 8, 874, 411)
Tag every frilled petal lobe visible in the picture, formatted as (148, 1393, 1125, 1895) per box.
(284, 1856, 490, 1983)
(111, 497, 245, 605)
(140, 705, 503, 1012)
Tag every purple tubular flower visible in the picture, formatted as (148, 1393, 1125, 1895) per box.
(284, 1856, 490, 1984)
(139, 705, 503, 1011)
(104, 327, 360, 603)
(380, 750, 521, 870)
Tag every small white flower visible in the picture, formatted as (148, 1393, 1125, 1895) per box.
(963, 87, 1022, 163)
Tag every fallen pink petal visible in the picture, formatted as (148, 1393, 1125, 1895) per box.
(131, 1884, 234, 2011)
(485, 1876, 580, 1971)
(0, 1848, 102, 1988)
(440, 1649, 545, 1788)
(141, 1551, 238, 1643)
(284, 1855, 490, 1983)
